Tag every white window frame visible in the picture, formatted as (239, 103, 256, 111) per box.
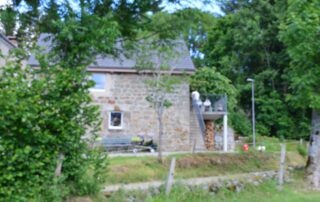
(108, 111, 124, 130)
(89, 73, 106, 92)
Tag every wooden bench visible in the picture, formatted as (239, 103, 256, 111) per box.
(102, 136, 155, 153)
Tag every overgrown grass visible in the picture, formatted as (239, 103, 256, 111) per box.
(105, 151, 306, 185)
(104, 170, 320, 202)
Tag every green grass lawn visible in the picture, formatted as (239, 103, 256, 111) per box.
(88, 139, 313, 202)
(102, 170, 320, 202)
(236, 136, 308, 153)
(105, 151, 306, 185)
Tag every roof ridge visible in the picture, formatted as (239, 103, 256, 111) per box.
(27, 33, 195, 72)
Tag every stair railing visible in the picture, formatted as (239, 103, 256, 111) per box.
(191, 98, 206, 141)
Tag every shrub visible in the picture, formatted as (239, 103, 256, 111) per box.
(0, 49, 103, 200)
(297, 144, 307, 158)
(70, 147, 108, 196)
(229, 109, 252, 136)
(35, 177, 70, 202)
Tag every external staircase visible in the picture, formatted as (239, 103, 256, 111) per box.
(190, 94, 229, 151)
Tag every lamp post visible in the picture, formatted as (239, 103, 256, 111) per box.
(247, 78, 256, 148)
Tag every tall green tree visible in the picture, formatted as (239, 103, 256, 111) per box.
(279, 0, 320, 188)
(200, 0, 310, 138)
(0, 6, 17, 35)
(8, 0, 183, 42)
(175, 8, 216, 67)
(131, 11, 186, 163)
(136, 40, 182, 163)
(39, 0, 61, 33)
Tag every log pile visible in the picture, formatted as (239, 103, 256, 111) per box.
(204, 120, 214, 150)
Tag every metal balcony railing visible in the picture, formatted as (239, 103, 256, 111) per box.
(198, 94, 227, 113)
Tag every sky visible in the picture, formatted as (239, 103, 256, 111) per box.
(164, 0, 222, 14)
(0, 0, 11, 7)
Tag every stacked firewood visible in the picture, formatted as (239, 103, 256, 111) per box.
(204, 120, 214, 150)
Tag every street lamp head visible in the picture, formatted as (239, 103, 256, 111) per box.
(247, 78, 254, 82)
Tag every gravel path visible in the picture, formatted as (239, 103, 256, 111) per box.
(102, 170, 277, 193)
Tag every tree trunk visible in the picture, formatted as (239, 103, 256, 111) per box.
(306, 109, 320, 188)
(158, 116, 164, 163)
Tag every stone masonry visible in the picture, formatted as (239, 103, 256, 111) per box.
(90, 73, 192, 151)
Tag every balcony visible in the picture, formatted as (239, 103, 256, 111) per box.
(195, 94, 227, 120)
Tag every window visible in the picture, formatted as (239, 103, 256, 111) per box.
(90, 73, 106, 91)
(109, 112, 123, 130)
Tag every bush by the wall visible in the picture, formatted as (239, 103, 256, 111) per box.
(0, 50, 106, 201)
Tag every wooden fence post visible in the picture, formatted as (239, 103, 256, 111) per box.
(278, 144, 286, 188)
(192, 139, 197, 154)
(165, 157, 176, 195)
(54, 152, 65, 177)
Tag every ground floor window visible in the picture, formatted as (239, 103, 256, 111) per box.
(109, 111, 123, 130)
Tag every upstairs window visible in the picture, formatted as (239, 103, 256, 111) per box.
(90, 73, 106, 91)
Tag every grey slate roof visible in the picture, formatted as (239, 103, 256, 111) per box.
(27, 34, 195, 71)
(0, 32, 16, 48)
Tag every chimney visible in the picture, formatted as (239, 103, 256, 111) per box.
(7, 36, 18, 47)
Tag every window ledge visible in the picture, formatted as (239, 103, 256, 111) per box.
(108, 127, 123, 130)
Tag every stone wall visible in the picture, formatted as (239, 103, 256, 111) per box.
(90, 73, 192, 151)
(102, 170, 279, 196)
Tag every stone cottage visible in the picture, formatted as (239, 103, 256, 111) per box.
(26, 34, 233, 152)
